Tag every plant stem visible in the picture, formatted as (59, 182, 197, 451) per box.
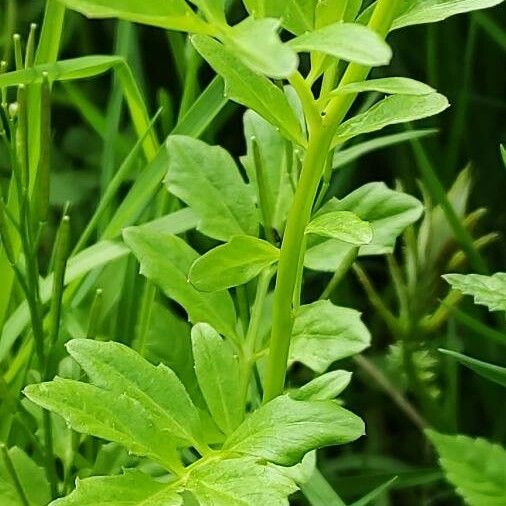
(263, 0, 401, 402)
(354, 355, 428, 432)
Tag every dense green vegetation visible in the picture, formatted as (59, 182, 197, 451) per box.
(0, 1, 505, 505)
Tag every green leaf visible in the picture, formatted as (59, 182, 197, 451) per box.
(0, 56, 121, 88)
(243, 0, 318, 34)
(439, 349, 506, 387)
(225, 395, 364, 466)
(393, 0, 504, 31)
(335, 77, 435, 96)
(164, 136, 258, 242)
(241, 109, 294, 232)
(291, 370, 353, 400)
(65, 339, 204, 448)
(50, 470, 182, 506)
(187, 456, 297, 505)
(289, 300, 371, 373)
(289, 22, 392, 66)
(333, 93, 449, 146)
(58, 0, 210, 33)
(350, 477, 398, 506)
(426, 430, 506, 506)
(306, 211, 373, 246)
(24, 378, 181, 470)
(123, 227, 238, 341)
(226, 18, 298, 78)
(140, 302, 203, 406)
(305, 183, 424, 272)
(443, 273, 506, 313)
(191, 323, 243, 434)
(333, 129, 438, 170)
(189, 236, 279, 292)
(190, 0, 226, 22)
(0, 447, 50, 506)
(191, 35, 306, 145)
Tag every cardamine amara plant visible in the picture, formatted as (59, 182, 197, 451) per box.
(0, 0, 504, 505)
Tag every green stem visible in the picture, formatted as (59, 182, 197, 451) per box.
(262, 0, 401, 402)
(241, 268, 273, 409)
(35, 0, 66, 65)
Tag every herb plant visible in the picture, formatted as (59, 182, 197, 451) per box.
(0, 1, 505, 505)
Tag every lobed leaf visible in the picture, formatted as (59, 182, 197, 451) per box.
(165, 136, 258, 242)
(443, 273, 506, 313)
(289, 300, 371, 373)
(224, 395, 365, 466)
(50, 470, 181, 506)
(289, 22, 392, 66)
(306, 211, 373, 246)
(191, 324, 243, 434)
(65, 339, 204, 448)
(187, 456, 297, 505)
(24, 378, 181, 470)
(427, 430, 506, 506)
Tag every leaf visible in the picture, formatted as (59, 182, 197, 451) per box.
(187, 456, 297, 505)
(65, 339, 204, 447)
(392, 0, 504, 31)
(305, 183, 424, 272)
(306, 211, 373, 245)
(141, 302, 203, 405)
(241, 109, 294, 232)
(189, 236, 279, 292)
(0, 56, 122, 88)
(50, 470, 182, 506)
(289, 22, 392, 66)
(191, 35, 306, 145)
(224, 395, 365, 466)
(164, 136, 258, 242)
(191, 323, 243, 434)
(439, 349, 506, 387)
(123, 227, 238, 341)
(226, 18, 298, 78)
(426, 430, 506, 506)
(289, 300, 371, 373)
(443, 273, 506, 313)
(333, 129, 438, 170)
(333, 93, 449, 146)
(24, 378, 181, 470)
(335, 77, 435, 96)
(58, 0, 210, 33)
(350, 477, 398, 506)
(243, 0, 319, 34)
(291, 370, 353, 400)
(190, 0, 226, 22)
(0, 447, 50, 506)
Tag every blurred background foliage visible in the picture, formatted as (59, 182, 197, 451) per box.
(0, 1, 505, 504)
